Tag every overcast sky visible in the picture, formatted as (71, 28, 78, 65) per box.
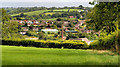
(1, 0, 95, 8)
(1, 0, 93, 2)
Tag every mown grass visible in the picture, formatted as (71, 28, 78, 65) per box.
(2, 45, 118, 65)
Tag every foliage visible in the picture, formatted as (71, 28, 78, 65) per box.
(2, 8, 11, 24)
(87, 2, 120, 33)
(89, 31, 120, 51)
(37, 32, 45, 39)
(2, 21, 19, 38)
(26, 31, 38, 37)
(51, 25, 57, 29)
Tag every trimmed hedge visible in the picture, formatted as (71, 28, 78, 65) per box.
(2, 39, 88, 49)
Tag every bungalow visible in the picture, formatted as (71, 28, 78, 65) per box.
(32, 28, 39, 31)
(41, 29, 58, 33)
(21, 27, 28, 31)
(65, 30, 78, 33)
(27, 23, 31, 26)
(27, 21, 32, 24)
(69, 38, 91, 45)
(33, 23, 38, 26)
(69, 16, 74, 18)
(20, 31, 26, 35)
(35, 21, 39, 24)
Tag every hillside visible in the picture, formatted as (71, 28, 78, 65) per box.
(11, 9, 83, 16)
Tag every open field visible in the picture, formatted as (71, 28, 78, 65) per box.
(2, 45, 118, 65)
(11, 9, 83, 16)
(11, 10, 50, 16)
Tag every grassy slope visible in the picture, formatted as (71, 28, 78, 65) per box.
(11, 10, 50, 16)
(2, 45, 118, 65)
(11, 9, 83, 16)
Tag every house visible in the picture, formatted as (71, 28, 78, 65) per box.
(32, 28, 39, 31)
(27, 23, 31, 26)
(69, 38, 91, 45)
(41, 29, 58, 33)
(62, 36, 66, 40)
(84, 30, 93, 33)
(78, 10, 81, 12)
(69, 38, 82, 40)
(33, 23, 38, 26)
(27, 21, 32, 24)
(69, 16, 74, 18)
(64, 21, 69, 26)
(65, 30, 78, 33)
(21, 27, 28, 31)
(20, 31, 26, 35)
(35, 21, 39, 24)
(25, 37, 39, 40)
(80, 38, 91, 45)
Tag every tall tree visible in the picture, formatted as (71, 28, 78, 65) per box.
(86, 2, 120, 33)
(2, 8, 11, 24)
(2, 8, 19, 39)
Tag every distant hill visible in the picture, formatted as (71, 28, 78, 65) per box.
(10, 9, 83, 16)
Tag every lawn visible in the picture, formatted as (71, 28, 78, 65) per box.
(2, 45, 118, 65)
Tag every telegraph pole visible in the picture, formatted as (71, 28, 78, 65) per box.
(61, 21, 64, 40)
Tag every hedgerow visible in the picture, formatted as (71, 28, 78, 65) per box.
(2, 39, 88, 49)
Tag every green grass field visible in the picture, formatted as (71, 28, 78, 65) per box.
(11, 9, 83, 16)
(2, 45, 118, 65)
(11, 10, 50, 16)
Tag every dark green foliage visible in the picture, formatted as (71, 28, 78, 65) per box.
(56, 18, 62, 21)
(26, 31, 38, 37)
(87, 2, 120, 33)
(51, 25, 57, 29)
(38, 32, 45, 39)
(2, 8, 11, 24)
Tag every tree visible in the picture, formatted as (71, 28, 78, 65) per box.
(26, 31, 38, 36)
(51, 25, 57, 29)
(87, 2, 120, 33)
(54, 33, 58, 38)
(2, 21, 19, 38)
(79, 5, 83, 9)
(38, 32, 45, 39)
(87, 1, 120, 53)
(1, 9, 20, 39)
(20, 13, 25, 17)
(2, 8, 11, 24)
(56, 18, 61, 21)
(69, 23, 74, 28)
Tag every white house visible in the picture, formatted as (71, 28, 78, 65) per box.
(41, 29, 58, 33)
(69, 38, 91, 45)
(20, 31, 26, 35)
